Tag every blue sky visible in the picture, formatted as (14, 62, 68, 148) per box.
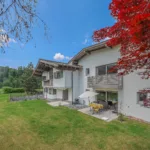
(0, 0, 114, 68)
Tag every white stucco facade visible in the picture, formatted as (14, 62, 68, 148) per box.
(119, 72, 150, 122)
(77, 46, 120, 105)
(40, 44, 150, 122)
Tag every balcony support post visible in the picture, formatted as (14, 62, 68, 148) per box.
(106, 91, 108, 102)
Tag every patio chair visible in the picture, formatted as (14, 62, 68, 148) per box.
(74, 98, 80, 104)
(90, 103, 104, 114)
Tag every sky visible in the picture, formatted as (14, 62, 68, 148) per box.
(0, 0, 114, 68)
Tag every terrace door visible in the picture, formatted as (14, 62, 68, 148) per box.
(63, 89, 68, 101)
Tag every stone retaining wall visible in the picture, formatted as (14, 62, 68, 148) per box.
(10, 94, 44, 102)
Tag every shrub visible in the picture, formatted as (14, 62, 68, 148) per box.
(3, 87, 25, 94)
(3, 87, 12, 93)
(118, 113, 126, 122)
(12, 88, 25, 93)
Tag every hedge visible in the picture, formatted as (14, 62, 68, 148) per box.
(3, 87, 25, 94)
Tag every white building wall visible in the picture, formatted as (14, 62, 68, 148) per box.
(68, 88, 72, 102)
(42, 71, 49, 79)
(56, 89, 63, 100)
(72, 71, 80, 100)
(65, 70, 72, 88)
(119, 72, 150, 122)
(53, 68, 72, 88)
(47, 94, 57, 99)
(53, 68, 65, 88)
(77, 46, 120, 105)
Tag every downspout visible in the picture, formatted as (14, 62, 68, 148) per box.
(72, 71, 73, 105)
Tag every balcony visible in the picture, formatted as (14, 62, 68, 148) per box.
(43, 80, 53, 87)
(87, 74, 123, 90)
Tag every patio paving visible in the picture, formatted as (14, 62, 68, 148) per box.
(78, 107, 118, 122)
(47, 101, 70, 107)
(47, 100, 118, 122)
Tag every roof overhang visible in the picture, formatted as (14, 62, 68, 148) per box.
(68, 41, 111, 64)
(33, 59, 82, 76)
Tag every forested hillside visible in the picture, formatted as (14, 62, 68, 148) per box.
(0, 63, 41, 90)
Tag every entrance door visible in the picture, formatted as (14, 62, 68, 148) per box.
(63, 89, 68, 100)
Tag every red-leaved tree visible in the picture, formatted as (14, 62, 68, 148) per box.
(93, 0, 150, 79)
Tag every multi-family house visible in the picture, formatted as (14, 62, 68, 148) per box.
(33, 42, 150, 122)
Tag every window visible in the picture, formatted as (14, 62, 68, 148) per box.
(97, 91, 106, 101)
(49, 74, 53, 79)
(107, 92, 118, 101)
(97, 91, 118, 102)
(44, 88, 48, 93)
(42, 76, 46, 81)
(96, 63, 117, 76)
(49, 88, 57, 95)
(54, 71, 63, 79)
(107, 64, 117, 74)
(53, 89, 57, 95)
(137, 93, 150, 107)
(49, 88, 52, 94)
(96, 66, 106, 75)
(86, 68, 90, 76)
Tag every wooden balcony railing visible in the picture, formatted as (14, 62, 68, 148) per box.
(87, 74, 123, 90)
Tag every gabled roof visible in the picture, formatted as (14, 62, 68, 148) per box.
(33, 59, 82, 76)
(68, 41, 108, 64)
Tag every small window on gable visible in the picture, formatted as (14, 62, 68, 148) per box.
(86, 68, 90, 76)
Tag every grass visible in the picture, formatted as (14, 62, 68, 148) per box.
(0, 88, 3, 94)
(0, 94, 150, 150)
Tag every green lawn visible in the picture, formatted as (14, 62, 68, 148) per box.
(0, 94, 150, 150)
(0, 88, 3, 94)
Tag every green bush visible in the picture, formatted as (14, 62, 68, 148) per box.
(118, 113, 126, 122)
(3, 87, 25, 94)
(12, 88, 25, 93)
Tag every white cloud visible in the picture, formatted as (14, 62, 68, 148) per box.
(53, 53, 72, 61)
(65, 56, 72, 60)
(82, 33, 92, 45)
(53, 53, 65, 60)
(82, 39, 88, 45)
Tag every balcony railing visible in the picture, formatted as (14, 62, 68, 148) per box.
(87, 74, 123, 90)
(43, 80, 53, 87)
